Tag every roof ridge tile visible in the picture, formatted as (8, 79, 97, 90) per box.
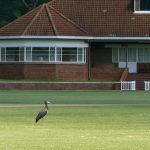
(45, 4, 58, 35)
(22, 4, 45, 35)
(47, 5, 88, 35)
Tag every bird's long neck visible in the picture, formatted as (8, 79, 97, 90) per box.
(45, 104, 48, 110)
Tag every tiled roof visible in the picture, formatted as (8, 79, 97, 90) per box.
(0, 4, 87, 36)
(50, 0, 150, 37)
(2, 0, 150, 37)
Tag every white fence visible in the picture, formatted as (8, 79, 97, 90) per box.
(121, 81, 136, 91)
(144, 81, 150, 91)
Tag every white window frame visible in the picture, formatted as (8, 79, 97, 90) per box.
(0, 47, 86, 64)
(56, 47, 62, 62)
(49, 47, 55, 62)
(83, 48, 86, 63)
(2, 48, 6, 62)
(26, 47, 32, 62)
(78, 48, 86, 63)
(134, 0, 150, 14)
(0, 47, 1, 62)
(24, 47, 26, 62)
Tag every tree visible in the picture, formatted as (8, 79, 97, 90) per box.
(0, 0, 51, 28)
(22, 0, 39, 11)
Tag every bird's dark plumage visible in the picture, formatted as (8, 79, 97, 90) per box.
(35, 100, 50, 123)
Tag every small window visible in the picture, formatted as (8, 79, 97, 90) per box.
(135, 0, 150, 12)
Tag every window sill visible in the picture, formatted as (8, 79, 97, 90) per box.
(0, 61, 86, 65)
(134, 11, 150, 14)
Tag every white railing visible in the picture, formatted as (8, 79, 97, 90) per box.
(121, 81, 136, 91)
(144, 81, 150, 91)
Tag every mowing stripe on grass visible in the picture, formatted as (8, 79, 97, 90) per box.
(0, 104, 150, 108)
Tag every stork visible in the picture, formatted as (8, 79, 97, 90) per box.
(35, 100, 50, 123)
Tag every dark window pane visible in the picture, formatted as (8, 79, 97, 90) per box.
(141, 0, 150, 10)
(62, 48, 77, 62)
(32, 47, 49, 61)
(6, 47, 19, 61)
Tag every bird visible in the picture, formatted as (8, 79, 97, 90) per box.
(35, 100, 50, 123)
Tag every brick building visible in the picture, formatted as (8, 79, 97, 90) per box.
(0, 0, 150, 82)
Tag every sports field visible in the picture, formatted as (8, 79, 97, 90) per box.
(0, 90, 150, 150)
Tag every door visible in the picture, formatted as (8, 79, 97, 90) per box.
(127, 62, 137, 73)
(118, 48, 137, 73)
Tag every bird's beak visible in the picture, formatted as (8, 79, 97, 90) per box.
(47, 101, 51, 104)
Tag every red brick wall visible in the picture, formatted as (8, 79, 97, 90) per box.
(0, 64, 24, 79)
(24, 64, 56, 80)
(0, 82, 121, 90)
(56, 64, 88, 80)
(0, 63, 88, 80)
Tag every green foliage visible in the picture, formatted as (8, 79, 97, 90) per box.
(0, 0, 51, 28)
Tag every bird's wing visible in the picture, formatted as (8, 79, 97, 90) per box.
(35, 109, 47, 122)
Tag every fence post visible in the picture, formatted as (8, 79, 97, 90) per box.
(132, 81, 136, 91)
(144, 81, 150, 91)
(121, 81, 136, 91)
(145, 81, 147, 91)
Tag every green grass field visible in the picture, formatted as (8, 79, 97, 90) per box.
(0, 90, 150, 150)
(1, 89, 150, 104)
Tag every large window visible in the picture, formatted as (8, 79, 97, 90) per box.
(0, 47, 86, 63)
(134, 0, 150, 12)
(112, 48, 150, 63)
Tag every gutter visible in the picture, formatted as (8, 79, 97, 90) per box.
(1, 36, 150, 41)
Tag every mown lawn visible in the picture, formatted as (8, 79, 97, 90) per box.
(0, 90, 150, 104)
(0, 90, 150, 150)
